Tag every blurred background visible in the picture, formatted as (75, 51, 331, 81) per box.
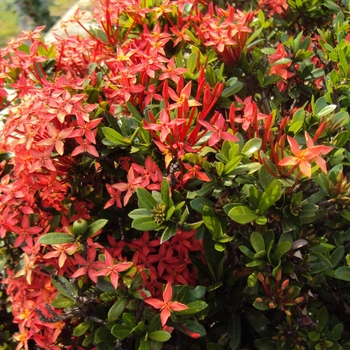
(1, 0, 73, 47)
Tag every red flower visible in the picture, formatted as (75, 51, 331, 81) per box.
(93, 250, 133, 289)
(144, 282, 188, 327)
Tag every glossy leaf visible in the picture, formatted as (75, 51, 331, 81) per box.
(38, 233, 75, 245)
(108, 298, 127, 322)
(73, 321, 91, 337)
(111, 324, 131, 339)
(86, 219, 108, 237)
(258, 179, 282, 213)
(148, 330, 171, 342)
(228, 206, 258, 224)
(136, 187, 158, 211)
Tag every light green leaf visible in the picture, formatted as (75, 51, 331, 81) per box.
(241, 139, 262, 157)
(228, 206, 258, 224)
(73, 321, 91, 337)
(137, 187, 158, 211)
(132, 217, 163, 231)
(160, 223, 178, 243)
(258, 179, 282, 213)
(203, 206, 223, 239)
(86, 219, 108, 237)
(148, 330, 171, 342)
(250, 232, 265, 253)
(102, 127, 130, 146)
(38, 233, 75, 245)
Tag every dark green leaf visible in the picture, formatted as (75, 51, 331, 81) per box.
(111, 324, 131, 339)
(108, 298, 127, 322)
(228, 313, 241, 350)
(334, 266, 350, 281)
(190, 198, 215, 213)
(126, 101, 143, 123)
(175, 301, 207, 315)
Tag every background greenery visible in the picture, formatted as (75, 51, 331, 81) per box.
(0, 0, 72, 48)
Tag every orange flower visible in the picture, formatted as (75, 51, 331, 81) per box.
(144, 282, 188, 327)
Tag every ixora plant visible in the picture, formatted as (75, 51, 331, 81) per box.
(1, 0, 350, 349)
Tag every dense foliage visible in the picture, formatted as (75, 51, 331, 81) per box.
(0, 0, 350, 349)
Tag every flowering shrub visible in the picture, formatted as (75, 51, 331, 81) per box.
(1, 0, 350, 349)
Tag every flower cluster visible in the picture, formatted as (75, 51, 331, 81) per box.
(0, 0, 350, 349)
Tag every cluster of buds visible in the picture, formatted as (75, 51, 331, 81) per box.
(151, 203, 167, 224)
(256, 270, 304, 316)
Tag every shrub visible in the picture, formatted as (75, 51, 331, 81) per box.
(0, 0, 350, 349)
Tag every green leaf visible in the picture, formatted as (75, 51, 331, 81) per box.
(132, 217, 163, 231)
(190, 198, 215, 213)
(254, 338, 278, 350)
(334, 266, 350, 281)
(139, 337, 151, 350)
(329, 245, 345, 268)
(228, 313, 241, 350)
(160, 222, 178, 243)
(137, 187, 158, 211)
(241, 138, 262, 157)
(258, 179, 282, 213)
(161, 179, 171, 209)
(73, 321, 91, 337)
(222, 156, 242, 176)
(338, 48, 348, 77)
(228, 206, 258, 224)
(122, 313, 136, 329)
(108, 298, 127, 322)
(111, 324, 131, 339)
(86, 219, 108, 237)
(102, 127, 130, 146)
(222, 81, 243, 97)
(315, 306, 328, 333)
(317, 104, 337, 118)
(175, 301, 207, 315)
(308, 331, 321, 342)
(270, 242, 291, 264)
(0, 152, 14, 161)
(203, 206, 223, 239)
(148, 330, 171, 342)
(51, 295, 75, 308)
(239, 245, 255, 259)
(51, 276, 77, 301)
(244, 308, 270, 337)
(175, 320, 206, 338)
(38, 233, 75, 245)
(128, 208, 152, 219)
(250, 232, 265, 253)
(126, 101, 143, 123)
